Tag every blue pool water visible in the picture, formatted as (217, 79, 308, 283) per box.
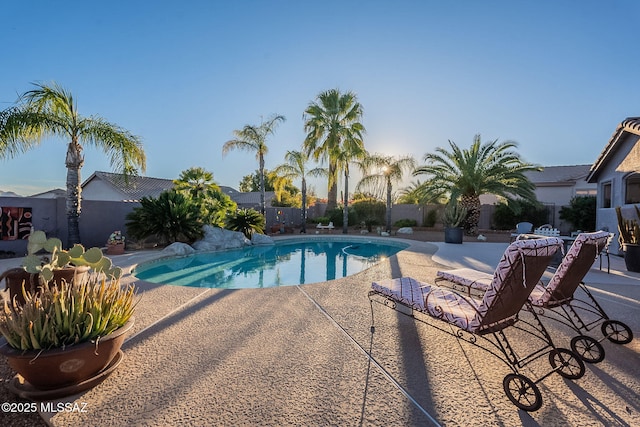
(133, 238, 408, 289)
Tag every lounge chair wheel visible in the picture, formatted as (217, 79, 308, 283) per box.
(570, 335, 605, 363)
(601, 320, 633, 344)
(503, 374, 542, 412)
(548, 348, 586, 379)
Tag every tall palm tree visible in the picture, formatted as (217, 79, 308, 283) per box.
(413, 134, 541, 234)
(223, 114, 285, 215)
(303, 89, 365, 212)
(0, 82, 146, 244)
(334, 140, 367, 233)
(356, 153, 416, 232)
(273, 150, 326, 233)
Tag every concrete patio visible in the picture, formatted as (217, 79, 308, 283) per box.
(1, 235, 639, 426)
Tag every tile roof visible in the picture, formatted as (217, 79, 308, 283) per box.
(587, 117, 640, 183)
(82, 171, 270, 206)
(86, 171, 175, 201)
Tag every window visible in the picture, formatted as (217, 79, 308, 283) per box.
(602, 182, 612, 208)
(625, 173, 640, 204)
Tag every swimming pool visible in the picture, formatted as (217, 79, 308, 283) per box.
(133, 237, 409, 289)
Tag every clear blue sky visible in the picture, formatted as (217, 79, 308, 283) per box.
(1, 0, 639, 197)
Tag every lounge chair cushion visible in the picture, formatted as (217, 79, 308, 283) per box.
(371, 277, 482, 331)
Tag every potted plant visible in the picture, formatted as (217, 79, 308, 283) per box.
(0, 275, 136, 398)
(107, 230, 126, 255)
(615, 205, 640, 273)
(443, 202, 467, 244)
(0, 230, 122, 305)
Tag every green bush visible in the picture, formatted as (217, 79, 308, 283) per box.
(394, 219, 417, 228)
(351, 200, 385, 226)
(126, 190, 205, 244)
(492, 200, 549, 230)
(560, 196, 596, 231)
(325, 207, 357, 227)
(424, 209, 438, 227)
(225, 208, 265, 238)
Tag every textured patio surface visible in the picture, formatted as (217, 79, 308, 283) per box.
(1, 230, 639, 426)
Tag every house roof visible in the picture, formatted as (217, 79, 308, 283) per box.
(82, 171, 175, 201)
(524, 164, 592, 187)
(587, 117, 640, 183)
(82, 171, 270, 206)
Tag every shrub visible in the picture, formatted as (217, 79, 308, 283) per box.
(225, 208, 265, 238)
(126, 190, 205, 244)
(350, 200, 385, 226)
(424, 209, 438, 227)
(325, 207, 357, 227)
(394, 219, 417, 228)
(559, 196, 596, 231)
(492, 200, 549, 230)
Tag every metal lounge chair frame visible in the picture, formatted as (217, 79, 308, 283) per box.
(436, 231, 633, 364)
(368, 237, 584, 412)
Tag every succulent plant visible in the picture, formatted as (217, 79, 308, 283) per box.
(22, 230, 122, 282)
(0, 276, 136, 350)
(616, 205, 640, 245)
(443, 202, 468, 228)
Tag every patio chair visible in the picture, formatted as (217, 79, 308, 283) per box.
(369, 237, 584, 412)
(510, 221, 533, 241)
(436, 231, 633, 364)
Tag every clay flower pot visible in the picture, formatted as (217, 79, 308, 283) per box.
(0, 319, 134, 392)
(0, 266, 90, 305)
(106, 243, 125, 255)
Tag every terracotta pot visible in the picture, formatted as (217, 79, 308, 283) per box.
(0, 266, 90, 305)
(0, 319, 134, 391)
(106, 243, 125, 255)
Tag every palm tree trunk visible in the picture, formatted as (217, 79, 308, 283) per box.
(460, 193, 481, 235)
(259, 155, 266, 215)
(386, 177, 392, 232)
(65, 141, 84, 245)
(342, 169, 349, 234)
(326, 161, 338, 211)
(301, 178, 307, 233)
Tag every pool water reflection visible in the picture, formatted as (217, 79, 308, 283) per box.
(133, 239, 408, 289)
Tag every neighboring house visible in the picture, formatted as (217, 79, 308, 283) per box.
(587, 117, 640, 254)
(520, 165, 596, 232)
(30, 188, 66, 199)
(80, 171, 273, 209)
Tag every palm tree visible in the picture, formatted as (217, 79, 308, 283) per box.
(173, 167, 237, 227)
(356, 153, 416, 232)
(413, 134, 541, 234)
(273, 150, 326, 233)
(222, 114, 285, 215)
(0, 82, 146, 244)
(334, 140, 367, 233)
(303, 89, 365, 212)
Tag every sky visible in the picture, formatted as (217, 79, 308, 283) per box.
(1, 0, 639, 198)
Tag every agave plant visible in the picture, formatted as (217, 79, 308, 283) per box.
(0, 276, 137, 351)
(616, 205, 640, 245)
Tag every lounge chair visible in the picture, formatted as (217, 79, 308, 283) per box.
(436, 231, 633, 363)
(369, 237, 584, 412)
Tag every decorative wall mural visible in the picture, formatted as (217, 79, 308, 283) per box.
(0, 207, 32, 240)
